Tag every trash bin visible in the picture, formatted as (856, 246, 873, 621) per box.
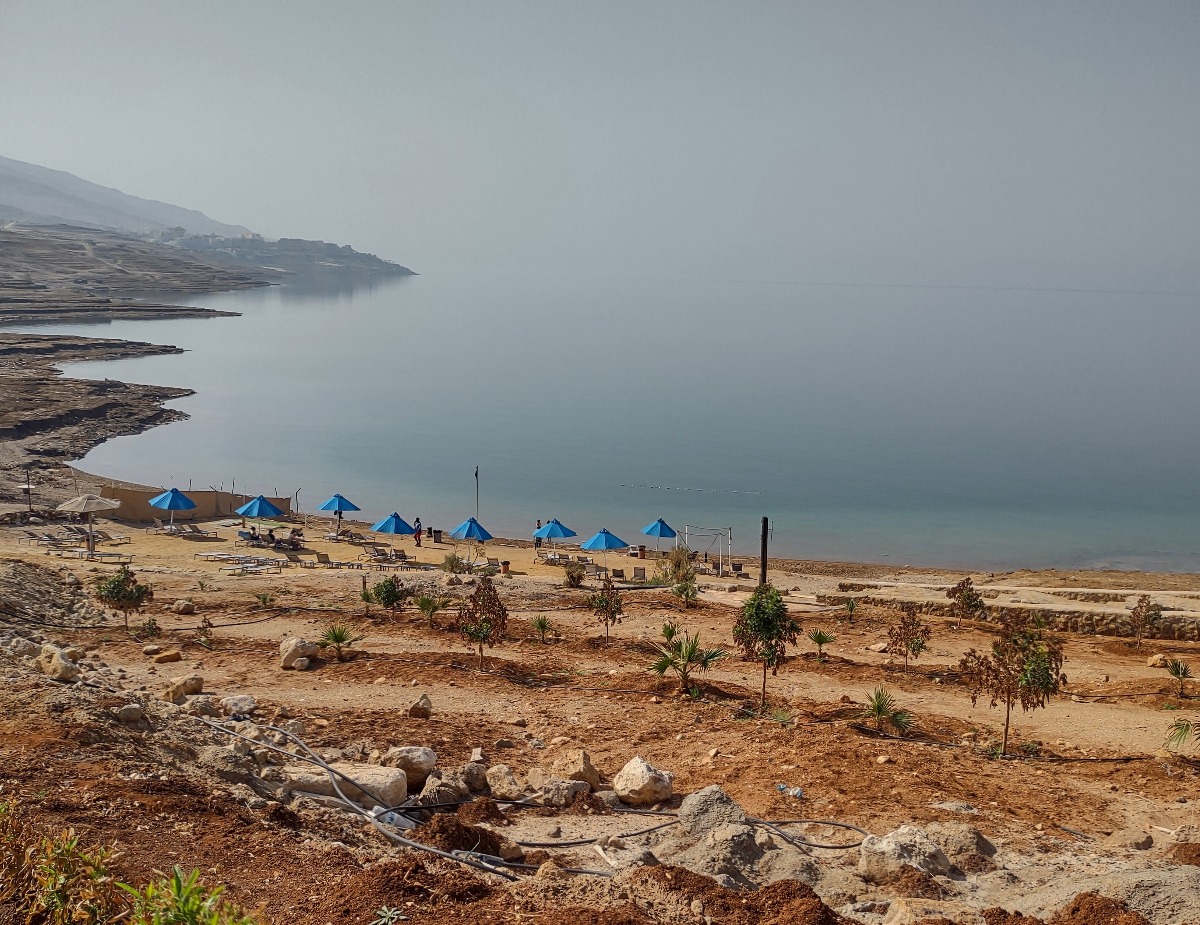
(500, 560, 510, 575)
(426, 526, 433, 538)
(432, 529, 443, 544)
(638, 545, 647, 559)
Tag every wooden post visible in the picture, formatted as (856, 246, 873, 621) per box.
(759, 516, 768, 586)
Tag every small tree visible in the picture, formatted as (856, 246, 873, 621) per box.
(888, 606, 933, 673)
(807, 628, 835, 662)
(1129, 595, 1162, 650)
(958, 610, 1065, 756)
(458, 577, 508, 669)
(650, 621, 726, 692)
(94, 566, 153, 631)
(947, 577, 986, 621)
(859, 686, 913, 735)
(319, 623, 363, 661)
(529, 614, 553, 643)
(1165, 658, 1192, 698)
(844, 597, 857, 623)
(589, 576, 623, 643)
(415, 594, 449, 629)
(672, 580, 699, 608)
(371, 577, 408, 619)
(732, 583, 801, 711)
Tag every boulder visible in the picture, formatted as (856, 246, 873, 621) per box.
(220, 695, 258, 716)
(171, 599, 196, 615)
(551, 749, 603, 791)
(141, 644, 161, 656)
(922, 822, 996, 869)
(198, 746, 257, 785)
(486, 764, 524, 800)
(539, 777, 590, 808)
(291, 657, 311, 671)
(460, 761, 488, 792)
(116, 704, 144, 724)
(613, 756, 673, 806)
(161, 674, 204, 704)
(36, 645, 79, 682)
(183, 695, 223, 718)
(1147, 653, 1169, 668)
(285, 761, 407, 808)
(859, 826, 952, 883)
(151, 650, 182, 664)
(678, 785, 747, 835)
(9, 637, 41, 658)
(408, 694, 433, 719)
(280, 637, 320, 670)
(418, 769, 470, 805)
(380, 746, 438, 786)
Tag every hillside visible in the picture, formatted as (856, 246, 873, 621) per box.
(0, 154, 250, 237)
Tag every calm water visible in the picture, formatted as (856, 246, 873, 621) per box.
(9, 272, 1200, 571)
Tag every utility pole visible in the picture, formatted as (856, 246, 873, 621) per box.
(759, 516, 768, 586)
(475, 466, 480, 519)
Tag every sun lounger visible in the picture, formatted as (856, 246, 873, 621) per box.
(632, 567, 646, 582)
(94, 530, 131, 545)
(182, 524, 217, 538)
(314, 552, 359, 569)
(486, 557, 501, 568)
(611, 568, 626, 581)
(88, 551, 133, 564)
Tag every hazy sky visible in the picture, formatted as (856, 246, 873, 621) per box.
(2, 1, 1198, 287)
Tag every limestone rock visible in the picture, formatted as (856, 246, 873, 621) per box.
(36, 644, 79, 682)
(613, 756, 673, 806)
(444, 575, 462, 586)
(550, 749, 602, 791)
(922, 822, 996, 869)
(161, 674, 204, 704)
(408, 694, 433, 719)
(460, 761, 488, 792)
(171, 599, 196, 615)
(859, 825, 952, 883)
(116, 704, 144, 724)
(678, 785, 747, 835)
(291, 657, 311, 671)
(284, 762, 407, 808)
(198, 746, 257, 785)
(151, 650, 182, 664)
(183, 695, 223, 718)
(220, 695, 258, 716)
(280, 637, 320, 669)
(8, 637, 41, 658)
(141, 644, 161, 656)
(1147, 653, 1169, 668)
(419, 769, 470, 805)
(381, 746, 438, 787)
(486, 764, 524, 800)
(539, 777, 590, 808)
(867, 642, 890, 653)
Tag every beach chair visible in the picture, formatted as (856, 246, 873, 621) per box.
(94, 529, 131, 545)
(611, 568, 626, 581)
(632, 566, 646, 582)
(315, 552, 358, 569)
(486, 557, 500, 569)
(88, 551, 132, 564)
(17, 530, 44, 545)
(183, 524, 217, 538)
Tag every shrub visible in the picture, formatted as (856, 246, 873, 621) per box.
(254, 592, 274, 609)
(732, 583, 801, 712)
(1129, 595, 1163, 649)
(589, 576, 623, 643)
(1166, 717, 1200, 752)
(563, 561, 585, 588)
(654, 546, 695, 585)
(415, 594, 449, 629)
(844, 597, 857, 621)
(888, 606, 932, 672)
(442, 553, 467, 574)
(672, 580, 699, 608)
(458, 577, 508, 669)
(529, 614, 553, 643)
(958, 610, 1064, 756)
(319, 623, 363, 661)
(93, 566, 152, 630)
(371, 577, 408, 618)
(1166, 658, 1193, 698)
(807, 628, 834, 661)
(859, 686, 913, 735)
(122, 866, 256, 925)
(138, 616, 162, 638)
(650, 621, 726, 692)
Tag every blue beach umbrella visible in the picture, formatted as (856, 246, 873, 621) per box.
(318, 493, 361, 533)
(371, 512, 414, 536)
(235, 495, 284, 519)
(641, 517, 677, 552)
(581, 527, 629, 568)
(449, 516, 494, 542)
(148, 487, 197, 530)
(533, 517, 576, 550)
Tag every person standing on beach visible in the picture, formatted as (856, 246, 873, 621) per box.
(413, 517, 422, 547)
(534, 519, 542, 549)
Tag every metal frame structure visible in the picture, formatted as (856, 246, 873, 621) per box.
(683, 524, 733, 577)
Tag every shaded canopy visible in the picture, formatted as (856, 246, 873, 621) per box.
(318, 493, 360, 513)
(371, 512, 415, 534)
(148, 488, 197, 511)
(449, 517, 493, 542)
(235, 495, 284, 518)
(533, 518, 576, 540)
(581, 528, 629, 551)
(641, 518, 677, 539)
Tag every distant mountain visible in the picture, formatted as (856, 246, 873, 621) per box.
(0, 154, 250, 237)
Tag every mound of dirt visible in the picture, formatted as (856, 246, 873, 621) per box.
(456, 797, 510, 826)
(886, 864, 948, 899)
(411, 814, 507, 857)
(1171, 842, 1200, 866)
(636, 866, 846, 925)
(982, 892, 1152, 925)
(351, 855, 493, 905)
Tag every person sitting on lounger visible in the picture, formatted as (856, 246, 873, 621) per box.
(249, 526, 260, 543)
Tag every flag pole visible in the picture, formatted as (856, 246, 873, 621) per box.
(475, 466, 479, 519)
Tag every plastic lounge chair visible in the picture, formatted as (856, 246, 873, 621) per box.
(88, 551, 132, 564)
(632, 567, 646, 582)
(94, 530, 131, 545)
(611, 568, 626, 581)
(183, 524, 217, 538)
(487, 557, 500, 569)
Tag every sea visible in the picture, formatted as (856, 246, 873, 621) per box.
(8, 271, 1200, 572)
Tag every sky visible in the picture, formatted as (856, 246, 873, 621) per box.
(2, 1, 1198, 288)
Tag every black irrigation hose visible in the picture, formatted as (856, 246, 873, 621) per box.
(516, 818, 680, 849)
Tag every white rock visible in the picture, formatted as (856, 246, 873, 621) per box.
(291, 657, 311, 671)
(36, 644, 79, 682)
(551, 749, 602, 791)
(280, 637, 320, 669)
(381, 746, 438, 786)
(220, 695, 258, 716)
(284, 762, 407, 808)
(859, 825, 952, 883)
(613, 756, 673, 806)
(1147, 653, 1168, 668)
(486, 764, 524, 800)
